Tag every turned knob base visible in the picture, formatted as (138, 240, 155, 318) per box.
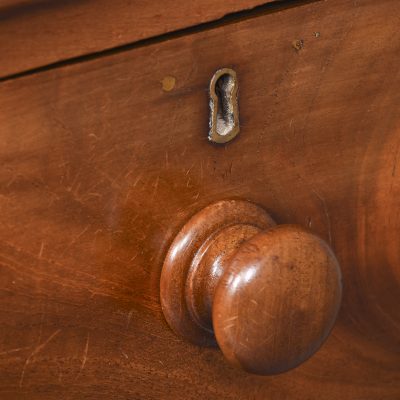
(160, 200, 275, 346)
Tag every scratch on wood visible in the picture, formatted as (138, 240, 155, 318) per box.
(133, 173, 143, 187)
(121, 351, 129, 359)
(261, 308, 276, 319)
(62, 225, 90, 254)
(19, 329, 61, 387)
(130, 252, 139, 262)
(67, 171, 81, 193)
(37, 310, 45, 344)
(391, 141, 400, 177)
(80, 333, 90, 373)
(292, 171, 333, 244)
(260, 333, 274, 345)
(185, 163, 195, 176)
(126, 309, 134, 328)
(151, 176, 160, 201)
(0, 346, 31, 357)
(165, 151, 169, 169)
(38, 242, 45, 259)
(198, 160, 204, 181)
(312, 189, 332, 244)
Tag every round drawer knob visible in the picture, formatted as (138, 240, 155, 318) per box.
(160, 200, 342, 375)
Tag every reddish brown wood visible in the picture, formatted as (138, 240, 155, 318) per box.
(214, 224, 341, 375)
(160, 199, 276, 345)
(161, 200, 342, 375)
(0, 0, 280, 78)
(0, 0, 399, 398)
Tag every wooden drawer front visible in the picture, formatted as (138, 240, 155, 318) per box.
(0, 0, 399, 398)
(0, 0, 279, 78)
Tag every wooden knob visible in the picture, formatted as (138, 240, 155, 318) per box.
(160, 200, 342, 375)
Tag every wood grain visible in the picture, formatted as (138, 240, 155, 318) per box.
(0, 0, 400, 398)
(0, 0, 280, 78)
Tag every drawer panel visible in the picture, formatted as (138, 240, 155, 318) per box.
(0, 0, 399, 398)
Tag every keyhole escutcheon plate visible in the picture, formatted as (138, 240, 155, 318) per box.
(209, 68, 240, 144)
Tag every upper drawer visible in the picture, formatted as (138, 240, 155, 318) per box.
(0, 0, 279, 78)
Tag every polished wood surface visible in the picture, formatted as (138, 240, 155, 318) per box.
(214, 224, 342, 375)
(161, 199, 276, 346)
(0, 0, 400, 398)
(0, 0, 280, 78)
(161, 200, 342, 375)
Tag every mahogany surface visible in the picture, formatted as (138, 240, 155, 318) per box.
(0, 0, 280, 78)
(0, 0, 400, 398)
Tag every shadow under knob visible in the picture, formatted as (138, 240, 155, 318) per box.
(160, 200, 342, 375)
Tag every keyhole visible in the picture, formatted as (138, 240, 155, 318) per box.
(209, 68, 239, 143)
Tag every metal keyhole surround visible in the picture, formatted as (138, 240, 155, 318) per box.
(208, 68, 239, 144)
